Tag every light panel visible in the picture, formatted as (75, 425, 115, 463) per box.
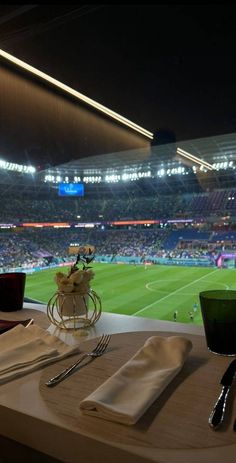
(0, 48, 153, 140)
(176, 147, 214, 170)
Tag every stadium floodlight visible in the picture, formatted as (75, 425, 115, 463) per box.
(176, 147, 214, 171)
(83, 176, 102, 183)
(0, 48, 153, 140)
(0, 159, 36, 174)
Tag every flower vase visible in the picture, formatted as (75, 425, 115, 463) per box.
(58, 292, 88, 317)
(47, 289, 102, 330)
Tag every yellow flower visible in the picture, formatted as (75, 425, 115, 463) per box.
(68, 269, 84, 285)
(54, 267, 95, 294)
(83, 270, 95, 281)
(57, 277, 74, 293)
(55, 271, 66, 283)
(74, 282, 90, 295)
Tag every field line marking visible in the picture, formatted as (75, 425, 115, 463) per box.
(146, 280, 229, 293)
(133, 268, 219, 316)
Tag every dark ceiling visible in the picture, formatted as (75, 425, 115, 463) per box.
(0, 4, 236, 168)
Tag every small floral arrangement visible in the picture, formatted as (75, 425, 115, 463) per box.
(55, 249, 95, 295)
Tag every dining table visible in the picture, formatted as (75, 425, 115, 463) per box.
(0, 302, 235, 463)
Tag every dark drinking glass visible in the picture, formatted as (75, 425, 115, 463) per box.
(0, 272, 26, 312)
(199, 290, 236, 356)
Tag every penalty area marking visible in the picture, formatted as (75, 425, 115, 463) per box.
(145, 280, 229, 293)
(145, 277, 203, 293)
(133, 268, 219, 316)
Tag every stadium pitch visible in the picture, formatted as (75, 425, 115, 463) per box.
(25, 263, 236, 325)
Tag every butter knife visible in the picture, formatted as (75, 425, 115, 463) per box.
(209, 359, 236, 429)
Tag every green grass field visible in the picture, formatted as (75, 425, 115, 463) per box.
(25, 263, 236, 325)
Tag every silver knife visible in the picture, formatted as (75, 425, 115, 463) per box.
(209, 359, 236, 429)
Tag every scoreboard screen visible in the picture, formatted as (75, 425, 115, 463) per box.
(58, 183, 84, 197)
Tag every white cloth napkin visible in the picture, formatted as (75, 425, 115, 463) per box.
(0, 323, 79, 384)
(80, 335, 192, 425)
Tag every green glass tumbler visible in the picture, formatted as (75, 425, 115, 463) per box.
(199, 290, 236, 356)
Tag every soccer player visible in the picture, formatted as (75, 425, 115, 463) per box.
(193, 302, 198, 313)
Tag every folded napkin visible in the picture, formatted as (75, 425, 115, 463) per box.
(80, 335, 192, 425)
(0, 323, 79, 384)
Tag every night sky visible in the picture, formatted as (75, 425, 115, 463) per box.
(0, 4, 236, 144)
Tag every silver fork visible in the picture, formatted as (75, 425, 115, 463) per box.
(45, 334, 111, 387)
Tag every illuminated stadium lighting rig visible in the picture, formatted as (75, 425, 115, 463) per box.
(0, 48, 153, 140)
(44, 158, 236, 184)
(83, 176, 102, 183)
(176, 147, 214, 171)
(213, 161, 234, 170)
(0, 159, 36, 174)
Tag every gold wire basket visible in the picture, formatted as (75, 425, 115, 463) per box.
(47, 289, 102, 330)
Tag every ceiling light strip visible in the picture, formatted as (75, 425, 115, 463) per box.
(177, 151, 212, 170)
(177, 150, 207, 167)
(0, 48, 153, 140)
(179, 150, 213, 169)
(176, 149, 203, 166)
(176, 147, 214, 170)
(177, 147, 214, 168)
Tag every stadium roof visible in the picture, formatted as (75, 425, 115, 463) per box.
(0, 132, 236, 198)
(42, 132, 236, 175)
(0, 5, 235, 169)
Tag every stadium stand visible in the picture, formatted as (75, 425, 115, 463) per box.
(162, 230, 212, 250)
(0, 224, 232, 270)
(1, 133, 236, 271)
(0, 190, 236, 222)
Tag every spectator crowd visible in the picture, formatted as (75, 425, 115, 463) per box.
(0, 190, 236, 270)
